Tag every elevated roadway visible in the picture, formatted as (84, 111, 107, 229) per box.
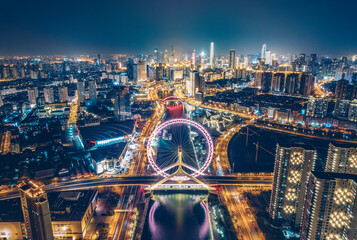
(0, 174, 273, 200)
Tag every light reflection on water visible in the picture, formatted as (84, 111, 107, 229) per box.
(143, 194, 210, 240)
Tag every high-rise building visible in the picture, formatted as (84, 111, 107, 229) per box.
(299, 73, 314, 96)
(133, 61, 147, 82)
(154, 48, 159, 63)
(229, 49, 236, 69)
(28, 87, 38, 105)
(43, 87, 54, 103)
(269, 144, 317, 226)
(261, 72, 272, 93)
(186, 71, 203, 97)
(77, 81, 85, 103)
(348, 99, 357, 122)
(88, 80, 97, 105)
(325, 143, 357, 175)
(284, 73, 299, 94)
(0, 91, 2, 107)
(58, 86, 68, 103)
(334, 99, 350, 119)
(309, 54, 319, 76)
(300, 171, 357, 240)
(210, 42, 215, 67)
(306, 97, 329, 118)
(191, 50, 196, 66)
(271, 73, 285, 92)
(261, 44, 267, 59)
(17, 180, 54, 240)
(335, 79, 349, 100)
(265, 50, 272, 65)
(114, 88, 131, 122)
(254, 71, 263, 88)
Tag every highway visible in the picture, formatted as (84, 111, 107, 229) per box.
(253, 123, 357, 144)
(213, 124, 243, 174)
(129, 101, 166, 176)
(0, 175, 273, 200)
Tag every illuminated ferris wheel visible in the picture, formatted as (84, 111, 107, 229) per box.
(146, 119, 214, 179)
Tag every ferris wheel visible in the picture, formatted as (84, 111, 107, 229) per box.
(146, 119, 214, 179)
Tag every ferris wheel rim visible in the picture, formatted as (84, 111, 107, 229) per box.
(146, 118, 214, 178)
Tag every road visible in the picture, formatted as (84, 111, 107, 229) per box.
(0, 175, 273, 200)
(128, 101, 166, 176)
(213, 124, 243, 175)
(253, 123, 357, 144)
(221, 186, 265, 240)
(175, 88, 255, 120)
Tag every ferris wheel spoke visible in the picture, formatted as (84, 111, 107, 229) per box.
(157, 152, 177, 168)
(182, 150, 198, 168)
(160, 162, 179, 173)
(182, 162, 202, 175)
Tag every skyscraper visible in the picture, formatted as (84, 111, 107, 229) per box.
(191, 50, 196, 66)
(265, 50, 272, 65)
(133, 61, 147, 82)
(335, 79, 349, 100)
(348, 99, 357, 122)
(271, 72, 285, 92)
(58, 86, 68, 103)
(17, 180, 54, 240)
(325, 143, 357, 175)
(229, 49, 236, 69)
(88, 80, 97, 105)
(154, 48, 159, 63)
(43, 87, 54, 103)
(269, 144, 317, 226)
(299, 73, 315, 96)
(210, 42, 215, 67)
(261, 44, 267, 59)
(261, 72, 272, 93)
(186, 71, 203, 97)
(77, 80, 85, 103)
(114, 88, 131, 122)
(300, 171, 357, 240)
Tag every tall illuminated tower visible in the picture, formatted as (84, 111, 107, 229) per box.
(191, 50, 196, 66)
(88, 80, 97, 105)
(210, 42, 214, 67)
(229, 49, 236, 69)
(269, 144, 316, 226)
(261, 44, 267, 59)
(77, 80, 85, 103)
(17, 180, 54, 240)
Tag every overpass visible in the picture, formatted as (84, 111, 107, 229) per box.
(0, 174, 273, 200)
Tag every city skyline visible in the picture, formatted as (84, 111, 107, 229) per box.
(1, 1, 357, 239)
(0, 0, 356, 56)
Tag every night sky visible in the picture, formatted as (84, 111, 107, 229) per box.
(0, 0, 356, 56)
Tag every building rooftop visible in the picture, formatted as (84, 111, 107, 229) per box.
(0, 198, 24, 222)
(312, 171, 357, 182)
(79, 121, 135, 142)
(48, 190, 98, 222)
(277, 142, 316, 150)
(0, 189, 98, 223)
